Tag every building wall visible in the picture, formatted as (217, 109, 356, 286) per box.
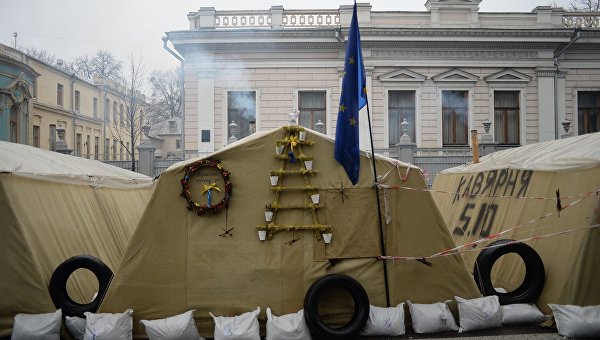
(170, 2, 600, 158)
(0, 43, 146, 163)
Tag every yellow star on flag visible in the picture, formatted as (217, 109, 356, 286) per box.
(349, 56, 355, 64)
(349, 117, 357, 126)
(339, 104, 346, 112)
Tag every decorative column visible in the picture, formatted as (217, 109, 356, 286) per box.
(479, 119, 497, 156)
(561, 119, 572, 139)
(395, 119, 415, 164)
(55, 126, 73, 154)
(137, 126, 156, 177)
(228, 121, 239, 144)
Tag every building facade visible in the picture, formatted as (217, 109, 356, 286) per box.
(165, 0, 600, 163)
(0, 44, 145, 163)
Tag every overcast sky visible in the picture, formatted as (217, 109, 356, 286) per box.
(1, 0, 570, 73)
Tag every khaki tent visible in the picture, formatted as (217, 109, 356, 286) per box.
(432, 132, 600, 314)
(99, 126, 480, 337)
(0, 141, 154, 336)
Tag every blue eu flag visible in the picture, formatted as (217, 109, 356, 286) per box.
(334, 2, 367, 185)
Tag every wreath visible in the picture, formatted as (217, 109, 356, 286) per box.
(181, 159, 232, 215)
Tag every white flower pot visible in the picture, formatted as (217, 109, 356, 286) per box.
(299, 131, 307, 141)
(270, 176, 279, 186)
(311, 194, 320, 204)
(322, 233, 332, 244)
(275, 145, 284, 155)
(304, 160, 313, 171)
(265, 211, 273, 222)
(258, 230, 267, 241)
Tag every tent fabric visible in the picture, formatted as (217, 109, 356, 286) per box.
(99, 127, 480, 337)
(0, 141, 153, 189)
(432, 132, 600, 316)
(0, 142, 154, 337)
(440, 132, 600, 173)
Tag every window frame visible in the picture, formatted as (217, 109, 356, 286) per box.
(575, 89, 600, 135)
(440, 89, 471, 147)
(57, 83, 64, 107)
(385, 89, 418, 147)
(224, 89, 259, 143)
(492, 90, 522, 145)
(296, 90, 329, 133)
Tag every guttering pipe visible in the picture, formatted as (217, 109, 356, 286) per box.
(162, 36, 185, 157)
(335, 27, 345, 49)
(553, 28, 581, 139)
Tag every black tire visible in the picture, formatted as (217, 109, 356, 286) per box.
(303, 274, 370, 340)
(473, 239, 545, 305)
(48, 255, 113, 317)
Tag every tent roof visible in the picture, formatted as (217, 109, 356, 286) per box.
(441, 132, 600, 174)
(0, 141, 153, 188)
(165, 127, 421, 173)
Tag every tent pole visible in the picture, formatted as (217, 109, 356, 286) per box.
(365, 101, 391, 307)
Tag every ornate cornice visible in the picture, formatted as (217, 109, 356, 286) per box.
(372, 49, 538, 60)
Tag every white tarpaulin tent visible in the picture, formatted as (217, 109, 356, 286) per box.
(432, 132, 600, 314)
(0, 141, 154, 336)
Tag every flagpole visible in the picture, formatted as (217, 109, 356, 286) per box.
(364, 100, 391, 308)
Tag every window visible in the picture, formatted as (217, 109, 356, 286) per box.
(94, 137, 99, 160)
(57, 84, 63, 107)
(388, 90, 416, 147)
(76, 133, 82, 156)
(9, 106, 18, 143)
(104, 98, 110, 122)
(494, 91, 520, 145)
(113, 101, 118, 125)
(227, 91, 256, 140)
(33, 125, 40, 147)
(578, 91, 600, 135)
(176, 139, 182, 148)
(442, 90, 469, 146)
(201, 130, 210, 143)
(50, 125, 57, 151)
(113, 140, 117, 160)
(298, 91, 326, 131)
(105, 138, 110, 160)
(120, 145, 124, 160)
(86, 135, 90, 158)
(93, 98, 98, 118)
(74, 90, 80, 112)
(120, 104, 125, 126)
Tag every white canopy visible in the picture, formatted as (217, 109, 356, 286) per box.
(441, 132, 600, 174)
(0, 141, 153, 188)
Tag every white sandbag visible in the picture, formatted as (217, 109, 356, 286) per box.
(361, 303, 405, 336)
(455, 296, 502, 332)
(501, 304, 547, 325)
(84, 309, 133, 340)
(407, 300, 458, 334)
(210, 307, 260, 340)
(65, 316, 86, 340)
(11, 309, 62, 340)
(549, 304, 600, 338)
(265, 308, 311, 340)
(140, 310, 204, 340)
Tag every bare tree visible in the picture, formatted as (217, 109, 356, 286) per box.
(68, 50, 123, 82)
(569, 0, 600, 27)
(108, 53, 149, 172)
(570, 0, 600, 12)
(22, 47, 56, 65)
(147, 68, 182, 123)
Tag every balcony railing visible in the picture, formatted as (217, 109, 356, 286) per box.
(563, 12, 600, 28)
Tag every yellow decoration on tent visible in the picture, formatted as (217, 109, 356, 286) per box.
(202, 182, 221, 206)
